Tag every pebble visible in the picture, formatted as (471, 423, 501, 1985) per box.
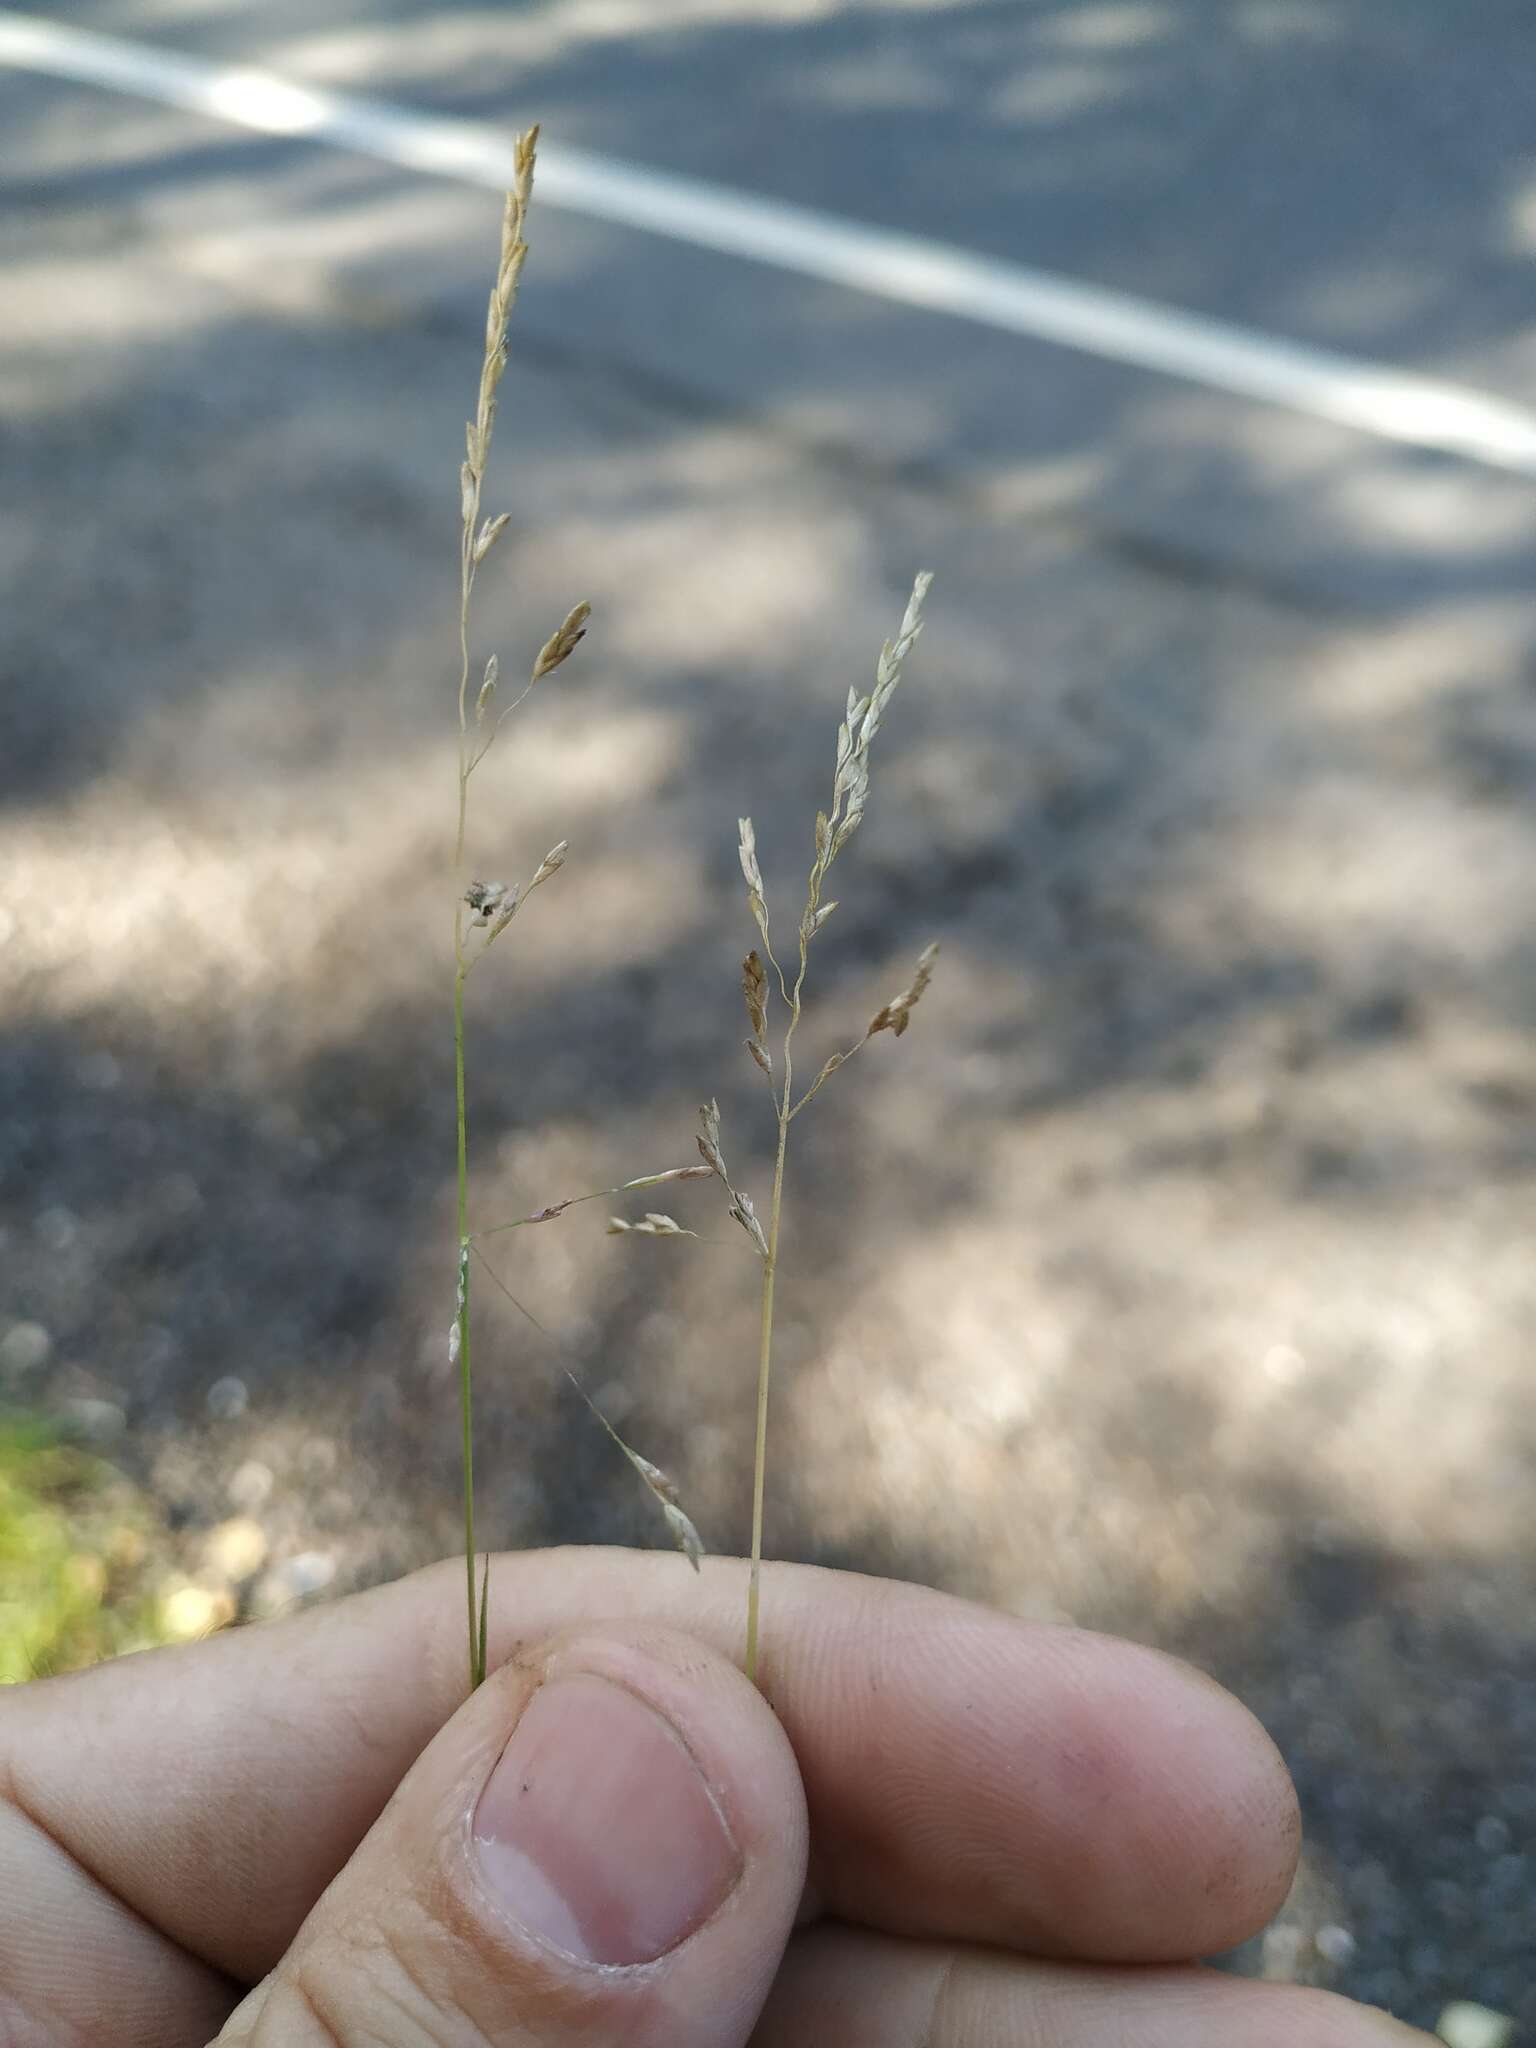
(1473, 1815, 1510, 1856)
(298, 1436, 337, 1479)
(281, 1551, 337, 1598)
(1437, 2003, 1516, 2048)
(59, 1397, 127, 1446)
(206, 1376, 249, 1421)
(35, 1206, 79, 1253)
(1260, 1923, 1305, 1979)
(227, 1458, 275, 1511)
(202, 1516, 268, 1584)
(160, 1583, 236, 1641)
(77, 1051, 122, 1091)
(1315, 1924, 1356, 1968)
(0, 1321, 52, 1380)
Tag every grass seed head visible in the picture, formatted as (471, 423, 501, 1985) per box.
(868, 940, 940, 1039)
(529, 840, 569, 892)
(532, 601, 591, 681)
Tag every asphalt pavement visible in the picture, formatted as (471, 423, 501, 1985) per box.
(4, 2, 1536, 2033)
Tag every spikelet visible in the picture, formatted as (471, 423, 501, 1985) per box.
(532, 602, 591, 681)
(868, 941, 940, 1039)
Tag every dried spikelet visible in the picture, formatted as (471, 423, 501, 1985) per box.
(621, 1451, 704, 1570)
(621, 1164, 713, 1192)
(476, 654, 499, 718)
(697, 1098, 727, 1180)
(730, 1191, 770, 1260)
(822, 572, 932, 868)
(868, 940, 940, 1039)
(483, 884, 521, 944)
(742, 951, 768, 1040)
(473, 512, 512, 565)
(606, 1213, 696, 1237)
(528, 840, 568, 892)
(742, 950, 771, 1076)
(661, 1502, 706, 1570)
(532, 602, 591, 681)
(697, 1100, 768, 1259)
(737, 817, 774, 959)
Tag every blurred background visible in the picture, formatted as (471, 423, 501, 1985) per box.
(3, 1, 1536, 2035)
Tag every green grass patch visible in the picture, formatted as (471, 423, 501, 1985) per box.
(0, 1413, 169, 1682)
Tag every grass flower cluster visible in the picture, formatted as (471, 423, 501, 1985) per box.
(448, 129, 937, 1691)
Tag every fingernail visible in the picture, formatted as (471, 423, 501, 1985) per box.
(472, 1673, 742, 1966)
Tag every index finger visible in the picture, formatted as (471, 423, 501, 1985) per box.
(0, 1549, 1299, 1985)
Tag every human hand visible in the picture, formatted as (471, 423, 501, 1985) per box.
(0, 1548, 1428, 2044)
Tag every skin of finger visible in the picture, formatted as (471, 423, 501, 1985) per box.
(751, 1925, 1436, 2047)
(214, 1626, 807, 2048)
(0, 1794, 234, 2048)
(0, 1549, 1298, 1988)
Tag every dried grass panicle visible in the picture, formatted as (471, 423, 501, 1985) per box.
(823, 570, 931, 869)
(449, 131, 668, 1690)
(718, 574, 935, 1687)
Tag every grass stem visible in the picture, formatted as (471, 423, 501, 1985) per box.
(745, 1104, 790, 1684)
(454, 964, 478, 1689)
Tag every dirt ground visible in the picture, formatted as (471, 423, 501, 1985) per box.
(5, 78, 1536, 2037)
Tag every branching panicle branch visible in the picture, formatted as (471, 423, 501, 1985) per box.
(699, 576, 937, 1684)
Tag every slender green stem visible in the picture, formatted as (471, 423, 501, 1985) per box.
(745, 1076, 792, 1685)
(454, 961, 479, 1691)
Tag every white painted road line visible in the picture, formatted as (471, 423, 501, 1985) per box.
(6, 8, 1536, 478)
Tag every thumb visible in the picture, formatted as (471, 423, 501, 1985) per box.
(216, 1623, 809, 2048)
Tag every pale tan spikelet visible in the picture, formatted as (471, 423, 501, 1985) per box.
(803, 899, 837, 941)
(476, 654, 499, 719)
(619, 1165, 714, 1192)
(606, 1213, 696, 1238)
(729, 1190, 770, 1260)
(527, 839, 569, 894)
(820, 572, 932, 867)
(623, 1450, 704, 1571)
(532, 601, 591, 681)
(737, 817, 774, 960)
(484, 884, 522, 943)
(473, 512, 512, 564)
(697, 1098, 727, 1180)
(868, 940, 940, 1039)
(697, 1100, 768, 1259)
